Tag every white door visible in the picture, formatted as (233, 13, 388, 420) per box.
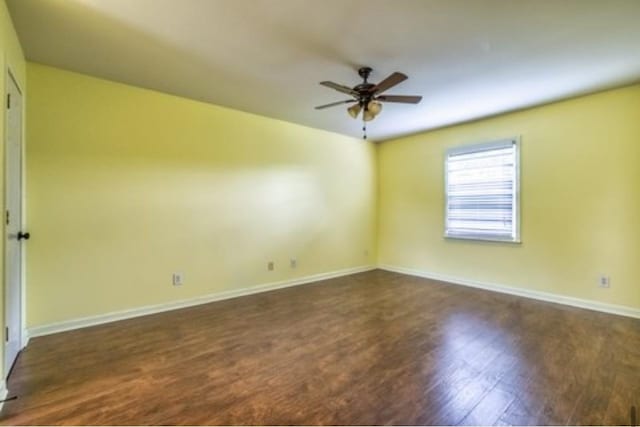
(5, 72, 25, 376)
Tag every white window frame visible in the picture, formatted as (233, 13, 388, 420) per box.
(444, 137, 521, 243)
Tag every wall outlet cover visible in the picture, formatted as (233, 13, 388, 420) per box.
(172, 272, 184, 286)
(598, 275, 610, 288)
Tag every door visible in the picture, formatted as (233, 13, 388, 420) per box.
(5, 71, 24, 376)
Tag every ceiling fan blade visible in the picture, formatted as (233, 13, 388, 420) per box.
(377, 95, 422, 104)
(314, 99, 355, 110)
(320, 81, 358, 96)
(373, 72, 408, 94)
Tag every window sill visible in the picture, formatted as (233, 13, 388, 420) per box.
(444, 234, 521, 244)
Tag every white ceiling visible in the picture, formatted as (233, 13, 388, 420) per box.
(7, 0, 640, 141)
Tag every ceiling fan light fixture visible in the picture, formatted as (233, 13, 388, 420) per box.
(347, 103, 362, 118)
(363, 108, 375, 122)
(368, 100, 383, 116)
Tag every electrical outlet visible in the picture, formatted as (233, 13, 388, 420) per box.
(290, 258, 297, 269)
(172, 272, 184, 286)
(267, 261, 274, 271)
(364, 249, 369, 258)
(598, 274, 610, 288)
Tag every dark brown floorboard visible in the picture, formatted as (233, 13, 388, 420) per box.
(1, 270, 639, 425)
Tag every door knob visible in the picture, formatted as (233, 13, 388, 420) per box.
(17, 231, 30, 241)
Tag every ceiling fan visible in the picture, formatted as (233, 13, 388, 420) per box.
(315, 66, 422, 139)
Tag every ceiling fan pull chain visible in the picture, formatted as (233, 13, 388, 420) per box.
(362, 121, 367, 140)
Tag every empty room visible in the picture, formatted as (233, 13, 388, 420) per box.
(0, 0, 639, 425)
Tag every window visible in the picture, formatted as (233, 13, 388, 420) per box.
(445, 138, 520, 242)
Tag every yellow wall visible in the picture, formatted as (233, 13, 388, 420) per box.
(23, 62, 640, 328)
(378, 84, 640, 310)
(26, 63, 376, 327)
(0, 0, 25, 380)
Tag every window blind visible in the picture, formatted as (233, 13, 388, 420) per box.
(445, 139, 519, 242)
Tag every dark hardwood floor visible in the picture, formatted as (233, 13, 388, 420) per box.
(2, 270, 639, 425)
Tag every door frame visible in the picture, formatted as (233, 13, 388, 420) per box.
(3, 67, 27, 378)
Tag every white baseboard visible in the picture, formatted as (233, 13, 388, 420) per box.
(26, 263, 640, 341)
(379, 264, 640, 319)
(28, 265, 376, 338)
